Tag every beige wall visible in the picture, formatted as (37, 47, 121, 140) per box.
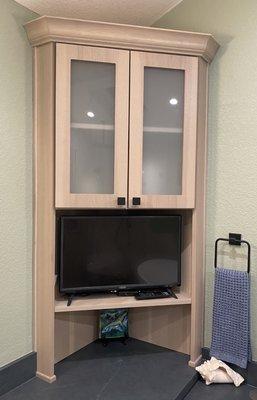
(0, 0, 37, 367)
(155, 0, 257, 360)
(1, 0, 256, 368)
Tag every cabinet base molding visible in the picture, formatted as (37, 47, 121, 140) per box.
(36, 372, 57, 383)
(188, 355, 202, 368)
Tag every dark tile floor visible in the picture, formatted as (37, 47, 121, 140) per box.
(1, 339, 256, 400)
(185, 381, 257, 400)
(0, 339, 197, 400)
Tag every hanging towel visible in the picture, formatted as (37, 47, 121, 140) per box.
(210, 267, 251, 368)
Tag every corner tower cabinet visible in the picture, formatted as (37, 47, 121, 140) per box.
(25, 16, 219, 382)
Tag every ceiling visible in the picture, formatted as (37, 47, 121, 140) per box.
(15, 0, 183, 26)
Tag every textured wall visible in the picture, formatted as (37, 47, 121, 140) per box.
(1, 0, 257, 368)
(0, 0, 37, 367)
(155, 0, 257, 360)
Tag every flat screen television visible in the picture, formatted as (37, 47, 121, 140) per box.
(59, 215, 181, 294)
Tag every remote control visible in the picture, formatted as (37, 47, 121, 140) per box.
(135, 290, 176, 300)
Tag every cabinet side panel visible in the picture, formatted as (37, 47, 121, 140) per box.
(54, 311, 98, 363)
(130, 306, 191, 354)
(34, 43, 56, 381)
(190, 59, 209, 365)
(180, 210, 192, 296)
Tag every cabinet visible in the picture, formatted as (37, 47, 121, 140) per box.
(129, 51, 198, 208)
(25, 16, 219, 383)
(56, 44, 198, 209)
(56, 44, 129, 208)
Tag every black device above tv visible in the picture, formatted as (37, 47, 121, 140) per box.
(58, 215, 181, 298)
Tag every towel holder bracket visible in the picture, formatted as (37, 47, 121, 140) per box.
(229, 233, 241, 245)
(214, 233, 251, 273)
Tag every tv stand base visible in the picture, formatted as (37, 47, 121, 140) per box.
(67, 295, 74, 307)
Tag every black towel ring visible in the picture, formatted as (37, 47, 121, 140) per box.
(214, 233, 251, 273)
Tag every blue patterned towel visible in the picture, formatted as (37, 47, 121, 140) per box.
(210, 267, 251, 368)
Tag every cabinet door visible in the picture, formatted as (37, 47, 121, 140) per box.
(56, 44, 129, 208)
(129, 51, 198, 209)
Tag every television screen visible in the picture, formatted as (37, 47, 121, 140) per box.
(59, 215, 181, 293)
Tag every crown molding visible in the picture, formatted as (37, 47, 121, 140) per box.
(24, 16, 219, 63)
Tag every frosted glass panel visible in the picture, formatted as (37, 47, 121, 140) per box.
(143, 133, 182, 195)
(142, 67, 184, 195)
(70, 60, 115, 194)
(71, 129, 114, 194)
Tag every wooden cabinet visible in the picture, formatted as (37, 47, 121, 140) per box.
(25, 16, 219, 383)
(55, 44, 200, 209)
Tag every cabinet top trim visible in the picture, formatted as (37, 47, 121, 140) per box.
(24, 16, 219, 63)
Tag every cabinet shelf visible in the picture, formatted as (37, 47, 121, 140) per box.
(71, 122, 182, 134)
(144, 127, 182, 134)
(55, 292, 191, 313)
(71, 122, 114, 131)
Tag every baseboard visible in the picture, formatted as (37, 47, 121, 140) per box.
(202, 347, 257, 387)
(36, 371, 56, 383)
(0, 352, 36, 396)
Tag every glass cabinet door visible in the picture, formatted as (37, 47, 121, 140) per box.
(56, 44, 129, 208)
(129, 51, 198, 208)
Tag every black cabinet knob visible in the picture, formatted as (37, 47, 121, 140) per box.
(117, 197, 126, 206)
(132, 197, 141, 206)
